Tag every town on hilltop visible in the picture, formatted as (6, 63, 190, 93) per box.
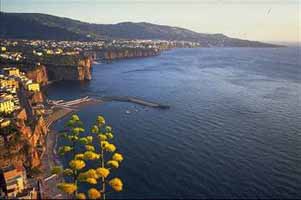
(0, 38, 200, 62)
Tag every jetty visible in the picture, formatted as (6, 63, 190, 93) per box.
(100, 96, 170, 109)
(45, 96, 103, 128)
(48, 96, 103, 109)
(45, 95, 169, 129)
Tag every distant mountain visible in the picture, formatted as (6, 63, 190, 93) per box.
(0, 12, 280, 47)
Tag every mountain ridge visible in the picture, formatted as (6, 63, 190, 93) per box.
(0, 12, 281, 47)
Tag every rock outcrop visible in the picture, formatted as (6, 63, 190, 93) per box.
(26, 65, 49, 86)
(0, 109, 47, 169)
(46, 56, 92, 81)
(30, 91, 44, 105)
(0, 82, 48, 169)
(78, 56, 92, 80)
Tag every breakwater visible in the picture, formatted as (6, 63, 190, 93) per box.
(49, 96, 169, 110)
(100, 96, 170, 109)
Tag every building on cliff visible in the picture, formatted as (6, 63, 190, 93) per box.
(0, 67, 46, 170)
(0, 118, 11, 128)
(0, 76, 19, 89)
(0, 165, 27, 198)
(26, 83, 40, 92)
(0, 165, 37, 199)
(3, 68, 20, 77)
(0, 67, 43, 115)
(0, 98, 15, 114)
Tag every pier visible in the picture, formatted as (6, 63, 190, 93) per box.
(100, 96, 170, 109)
(45, 95, 169, 129)
(45, 96, 103, 128)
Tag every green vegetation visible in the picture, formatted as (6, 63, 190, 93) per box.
(0, 12, 280, 47)
(52, 115, 123, 199)
(41, 55, 80, 66)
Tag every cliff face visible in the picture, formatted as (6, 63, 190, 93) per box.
(78, 57, 92, 80)
(97, 48, 160, 60)
(0, 57, 93, 170)
(46, 56, 92, 81)
(2, 57, 92, 82)
(17, 116, 47, 168)
(26, 65, 49, 86)
(31, 117, 47, 167)
(0, 85, 48, 169)
(30, 91, 44, 104)
(0, 110, 47, 169)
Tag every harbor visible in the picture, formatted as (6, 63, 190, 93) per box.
(39, 94, 169, 198)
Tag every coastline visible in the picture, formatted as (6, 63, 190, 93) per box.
(40, 108, 73, 199)
(40, 98, 104, 198)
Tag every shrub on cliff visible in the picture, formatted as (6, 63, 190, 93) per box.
(52, 114, 123, 199)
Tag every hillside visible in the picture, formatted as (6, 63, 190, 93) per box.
(0, 12, 280, 47)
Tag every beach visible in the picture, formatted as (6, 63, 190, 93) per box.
(39, 97, 103, 198)
(40, 108, 73, 199)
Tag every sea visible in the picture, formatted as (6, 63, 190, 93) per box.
(46, 47, 301, 199)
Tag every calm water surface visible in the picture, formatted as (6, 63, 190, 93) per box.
(47, 47, 301, 199)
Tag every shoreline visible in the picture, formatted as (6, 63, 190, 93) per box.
(40, 108, 73, 199)
(39, 95, 168, 198)
(40, 98, 104, 198)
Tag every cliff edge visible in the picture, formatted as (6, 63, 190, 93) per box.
(42, 55, 92, 81)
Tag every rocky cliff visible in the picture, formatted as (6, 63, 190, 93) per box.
(1, 56, 92, 82)
(0, 83, 48, 169)
(30, 91, 45, 105)
(26, 65, 49, 86)
(45, 56, 92, 81)
(97, 48, 160, 60)
(0, 109, 47, 169)
(0, 56, 92, 170)
(78, 56, 92, 80)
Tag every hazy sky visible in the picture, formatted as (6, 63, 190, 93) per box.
(2, 0, 300, 42)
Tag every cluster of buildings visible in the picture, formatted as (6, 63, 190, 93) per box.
(0, 38, 200, 63)
(0, 67, 43, 199)
(0, 165, 38, 199)
(28, 39, 105, 52)
(105, 39, 200, 50)
(0, 67, 40, 128)
(0, 39, 99, 59)
(0, 47, 25, 62)
(33, 48, 79, 57)
(0, 40, 82, 62)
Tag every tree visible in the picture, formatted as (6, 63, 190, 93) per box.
(52, 115, 123, 199)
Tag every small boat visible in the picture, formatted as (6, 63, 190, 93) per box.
(125, 110, 131, 114)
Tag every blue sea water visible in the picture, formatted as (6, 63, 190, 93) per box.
(47, 47, 301, 199)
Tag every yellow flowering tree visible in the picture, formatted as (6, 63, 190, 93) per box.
(53, 115, 124, 199)
(53, 114, 88, 197)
